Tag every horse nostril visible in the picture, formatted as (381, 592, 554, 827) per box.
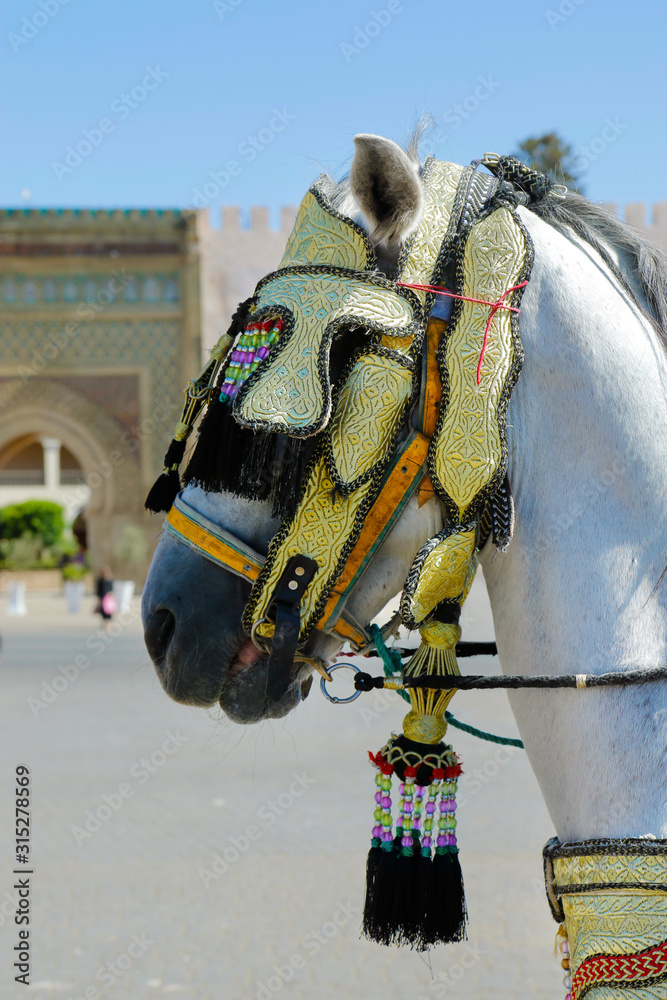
(144, 608, 176, 664)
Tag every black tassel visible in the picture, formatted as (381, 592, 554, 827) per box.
(145, 438, 189, 513)
(426, 850, 467, 945)
(362, 842, 466, 950)
(391, 840, 422, 945)
(163, 438, 187, 469)
(183, 396, 316, 522)
(145, 469, 182, 514)
(183, 397, 254, 493)
(362, 843, 398, 946)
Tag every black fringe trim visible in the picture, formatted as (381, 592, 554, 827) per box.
(183, 397, 317, 522)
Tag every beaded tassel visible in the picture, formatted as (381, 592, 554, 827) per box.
(363, 608, 467, 950)
(363, 747, 465, 948)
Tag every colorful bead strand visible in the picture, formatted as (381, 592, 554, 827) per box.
(397, 771, 416, 855)
(413, 783, 425, 851)
(370, 765, 394, 852)
(436, 776, 459, 853)
(219, 316, 283, 400)
(557, 923, 571, 1000)
(421, 778, 440, 857)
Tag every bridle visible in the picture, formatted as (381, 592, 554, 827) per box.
(156, 155, 547, 701)
(165, 311, 446, 675)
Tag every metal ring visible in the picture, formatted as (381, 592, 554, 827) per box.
(319, 662, 362, 704)
(482, 152, 500, 166)
(550, 184, 568, 200)
(250, 617, 272, 653)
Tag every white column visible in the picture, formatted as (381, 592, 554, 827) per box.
(40, 437, 62, 489)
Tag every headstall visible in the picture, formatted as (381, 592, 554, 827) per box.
(147, 153, 667, 969)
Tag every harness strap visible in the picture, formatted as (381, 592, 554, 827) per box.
(317, 430, 429, 632)
(165, 496, 369, 647)
(165, 501, 263, 582)
(264, 554, 318, 700)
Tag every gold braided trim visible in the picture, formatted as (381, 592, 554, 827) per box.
(554, 854, 667, 892)
(380, 737, 459, 773)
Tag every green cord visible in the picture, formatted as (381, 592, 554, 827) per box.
(368, 624, 525, 750)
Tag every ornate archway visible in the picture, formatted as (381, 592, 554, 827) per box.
(0, 378, 145, 576)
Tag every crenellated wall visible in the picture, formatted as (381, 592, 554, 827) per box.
(199, 201, 667, 361)
(198, 205, 297, 357)
(601, 202, 667, 255)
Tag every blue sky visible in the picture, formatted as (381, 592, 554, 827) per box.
(1, 0, 665, 224)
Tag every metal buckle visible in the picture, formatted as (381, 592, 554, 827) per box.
(319, 662, 362, 704)
(250, 616, 272, 653)
(550, 184, 568, 199)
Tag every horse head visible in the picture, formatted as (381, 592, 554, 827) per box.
(142, 130, 667, 964)
(142, 134, 447, 723)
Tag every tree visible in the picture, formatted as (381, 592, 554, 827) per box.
(0, 500, 65, 549)
(516, 132, 581, 190)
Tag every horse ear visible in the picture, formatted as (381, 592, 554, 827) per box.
(350, 134, 423, 247)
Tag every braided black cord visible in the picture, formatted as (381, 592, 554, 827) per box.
(484, 155, 555, 203)
(354, 664, 667, 693)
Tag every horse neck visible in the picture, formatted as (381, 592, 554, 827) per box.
(479, 207, 667, 839)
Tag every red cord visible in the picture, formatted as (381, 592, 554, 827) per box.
(396, 280, 528, 384)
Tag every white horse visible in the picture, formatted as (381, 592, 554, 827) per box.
(142, 133, 667, 852)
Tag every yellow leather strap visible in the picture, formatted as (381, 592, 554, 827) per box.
(317, 431, 430, 632)
(166, 505, 262, 582)
(165, 502, 368, 647)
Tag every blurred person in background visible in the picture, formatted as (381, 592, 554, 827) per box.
(95, 565, 116, 627)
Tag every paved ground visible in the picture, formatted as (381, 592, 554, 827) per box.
(0, 577, 563, 1000)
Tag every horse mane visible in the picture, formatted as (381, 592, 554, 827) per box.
(527, 190, 667, 343)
